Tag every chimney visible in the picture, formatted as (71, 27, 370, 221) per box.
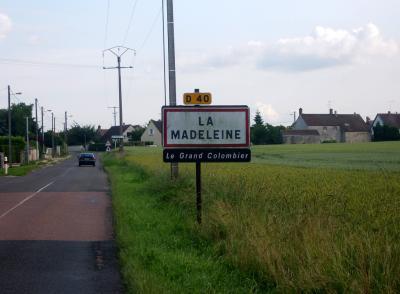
(299, 108, 303, 115)
(388, 111, 391, 114)
(354, 112, 357, 116)
(366, 116, 371, 123)
(334, 110, 337, 115)
(329, 108, 333, 115)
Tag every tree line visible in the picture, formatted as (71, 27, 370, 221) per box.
(251, 111, 285, 145)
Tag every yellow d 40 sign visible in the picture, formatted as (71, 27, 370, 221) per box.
(183, 92, 212, 105)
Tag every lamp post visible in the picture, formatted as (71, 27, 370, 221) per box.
(7, 86, 22, 164)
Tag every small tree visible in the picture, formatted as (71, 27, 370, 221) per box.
(128, 126, 145, 143)
(251, 111, 268, 145)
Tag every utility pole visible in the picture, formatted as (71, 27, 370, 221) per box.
(51, 113, 55, 157)
(7, 86, 11, 164)
(41, 107, 45, 158)
(7, 85, 22, 164)
(35, 99, 39, 159)
(103, 46, 134, 151)
(167, 0, 179, 178)
(291, 111, 297, 123)
(108, 106, 118, 126)
(25, 117, 29, 164)
(64, 111, 68, 154)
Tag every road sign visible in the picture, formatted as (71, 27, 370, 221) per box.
(163, 148, 251, 163)
(162, 106, 250, 148)
(111, 135, 124, 139)
(105, 141, 111, 147)
(183, 92, 212, 105)
(162, 105, 251, 225)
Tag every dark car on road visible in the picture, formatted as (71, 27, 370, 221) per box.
(78, 153, 96, 167)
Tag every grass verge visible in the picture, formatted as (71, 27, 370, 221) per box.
(0, 162, 44, 176)
(103, 152, 266, 293)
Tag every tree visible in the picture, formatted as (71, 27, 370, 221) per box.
(128, 126, 145, 142)
(265, 124, 285, 144)
(66, 124, 97, 146)
(251, 111, 284, 145)
(43, 130, 64, 148)
(251, 111, 268, 145)
(0, 103, 37, 137)
(373, 124, 400, 141)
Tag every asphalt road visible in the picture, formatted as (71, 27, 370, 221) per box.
(0, 154, 122, 294)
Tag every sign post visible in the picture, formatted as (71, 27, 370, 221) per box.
(162, 103, 251, 224)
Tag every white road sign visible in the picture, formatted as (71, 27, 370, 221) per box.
(162, 106, 250, 148)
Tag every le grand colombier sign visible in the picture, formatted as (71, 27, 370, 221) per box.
(162, 106, 251, 162)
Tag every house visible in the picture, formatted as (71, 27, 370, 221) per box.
(141, 120, 162, 146)
(282, 129, 320, 144)
(101, 124, 137, 143)
(287, 108, 371, 143)
(96, 125, 108, 138)
(371, 112, 400, 135)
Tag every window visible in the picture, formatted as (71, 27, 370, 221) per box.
(149, 128, 154, 136)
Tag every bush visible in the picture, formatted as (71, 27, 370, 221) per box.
(0, 136, 25, 163)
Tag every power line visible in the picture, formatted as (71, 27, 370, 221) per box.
(137, 7, 162, 53)
(122, 0, 140, 45)
(104, 0, 111, 49)
(0, 58, 100, 69)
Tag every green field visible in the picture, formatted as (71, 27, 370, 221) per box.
(103, 142, 400, 293)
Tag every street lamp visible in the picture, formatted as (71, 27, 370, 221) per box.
(7, 85, 22, 164)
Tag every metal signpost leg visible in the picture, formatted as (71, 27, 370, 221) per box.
(196, 162, 202, 224)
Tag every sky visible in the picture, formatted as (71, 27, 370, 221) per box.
(0, 0, 399, 131)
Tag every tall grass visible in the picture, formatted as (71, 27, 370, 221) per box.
(107, 143, 400, 292)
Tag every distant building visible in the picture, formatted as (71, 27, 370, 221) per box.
(282, 129, 320, 144)
(96, 125, 108, 138)
(141, 120, 162, 146)
(371, 112, 400, 135)
(286, 108, 371, 144)
(101, 124, 137, 143)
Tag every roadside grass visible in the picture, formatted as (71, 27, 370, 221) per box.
(0, 156, 70, 177)
(103, 153, 263, 293)
(104, 142, 400, 293)
(0, 161, 46, 176)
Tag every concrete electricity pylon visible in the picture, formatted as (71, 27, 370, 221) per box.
(108, 106, 119, 126)
(166, 0, 179, 178)
(103, 46, 134, 151)
(7, 85, 22, 164)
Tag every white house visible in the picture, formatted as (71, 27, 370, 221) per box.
(371, 112, 400, 135)
(141, 120, 162, 146)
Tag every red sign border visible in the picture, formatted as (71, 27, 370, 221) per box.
(162, 106, 250, 148)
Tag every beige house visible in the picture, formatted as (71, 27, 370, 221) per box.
(141, 120, 162, 146)
(287, 108, 371, 144)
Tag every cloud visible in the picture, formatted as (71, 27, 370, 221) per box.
(255, 102, 280, 123)
(257, 23, 399, 71)
(179, 23, 399, 72)
(28, 35, 41, 45)
(0, 13, 12, 40)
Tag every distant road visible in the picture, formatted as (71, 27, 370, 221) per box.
(0, 155, 122, 294)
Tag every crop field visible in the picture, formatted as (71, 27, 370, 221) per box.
(103, 142, 400, 293)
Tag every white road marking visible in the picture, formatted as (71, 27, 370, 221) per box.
(0, 181, 55, 220)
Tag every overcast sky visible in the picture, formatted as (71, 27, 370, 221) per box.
(0, 0, 399, 131)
